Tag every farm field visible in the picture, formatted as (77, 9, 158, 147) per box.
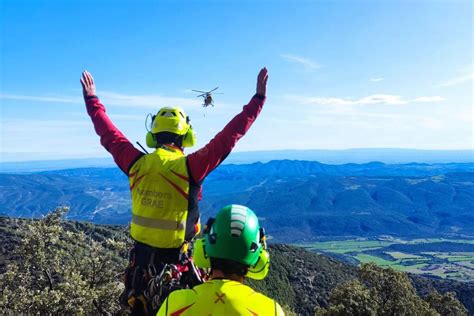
(300, 238, 474, 282)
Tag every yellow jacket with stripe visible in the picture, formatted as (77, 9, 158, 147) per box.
(129, 146, 198, 248)
(86, 95, 266, 249)
(157, 279, 285, 316)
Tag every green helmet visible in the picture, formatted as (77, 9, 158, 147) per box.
(204, 204, 263, 266)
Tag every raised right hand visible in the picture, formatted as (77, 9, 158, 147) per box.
(80, 70, 96, 98)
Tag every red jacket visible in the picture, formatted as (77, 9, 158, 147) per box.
(85, 94, 265, 240)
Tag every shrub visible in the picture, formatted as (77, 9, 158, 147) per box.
(0, 207, 130, 315)
(316, 263, 467, 316)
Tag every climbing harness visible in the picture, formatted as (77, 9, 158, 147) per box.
(120, 241, 206, 315)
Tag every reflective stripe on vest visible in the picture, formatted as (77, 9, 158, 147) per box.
(132, 214, 185, 230)
(129, 146, 190, 248)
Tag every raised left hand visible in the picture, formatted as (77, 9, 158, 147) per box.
(256, 67, 269, 97)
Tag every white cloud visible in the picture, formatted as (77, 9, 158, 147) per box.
(437, 73, 473, 87)
(100, 91, 200, 108)
(0, 91, 201, 109)
(286, 94, 445, 106)
(280, 54, 322, 70)
(2, 118, 90, 132)
(0, 94, 80, 103)
(108, 114, 145, 121)
(1, 119, 95, 155)
(437, 65, 474, 87)
(412, 96, 446, 102)
(356, 94, 407, 105)
(370, 77, 384, 82)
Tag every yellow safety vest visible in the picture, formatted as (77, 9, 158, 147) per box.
(129, 146, 190, 248)
(157, 279, 285, 316)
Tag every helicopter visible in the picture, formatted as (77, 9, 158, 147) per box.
(192, 87, 222, 107)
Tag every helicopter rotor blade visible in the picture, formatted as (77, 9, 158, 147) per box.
(209, 87, 219, 93)
(196, 94, 206, 97)
(192, 90, 207, 93)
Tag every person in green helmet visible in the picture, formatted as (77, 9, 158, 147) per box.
(157, 204, 285, 316)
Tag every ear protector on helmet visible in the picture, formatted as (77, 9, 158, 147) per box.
(145, 113, 196, 148)
(145, 114, 157, 148)
(192, 238, 211, 269)
(181, 116, 196, 147)
(246, 248, 270, 280)
(192, 218, 270, 280)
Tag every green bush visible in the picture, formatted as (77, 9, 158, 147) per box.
(316, 263, 467, 316)
(0, 207, 130, 314)
(425, 291, 468, 316)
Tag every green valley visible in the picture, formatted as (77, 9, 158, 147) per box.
(301, 238, 474, 282)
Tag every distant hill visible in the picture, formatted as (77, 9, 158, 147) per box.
(210, 160, 474, 178)
(0, 157, 116, 173)
(1, 148, 473, 173)
(1, 161, 473, 241)
(225, 148, 474, 165)
(0, 169, 130, 223)
(203, 162, 474, 241)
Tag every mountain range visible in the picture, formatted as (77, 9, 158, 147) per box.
(1, 160, 473, 242)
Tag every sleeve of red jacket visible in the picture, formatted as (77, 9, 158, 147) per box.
(84, 96, 144, 175)
(187, 94, 265, 183)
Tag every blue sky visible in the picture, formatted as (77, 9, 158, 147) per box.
(1, 0, 472, 162)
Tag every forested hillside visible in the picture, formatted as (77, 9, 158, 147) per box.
(0, 213, 472, 314)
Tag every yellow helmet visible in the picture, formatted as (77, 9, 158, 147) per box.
(145, 107, 196, 148)
(152, 107, 189, 135)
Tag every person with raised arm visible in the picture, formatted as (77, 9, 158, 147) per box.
(80, 68, 268, 314)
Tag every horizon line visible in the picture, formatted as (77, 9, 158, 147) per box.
(1, 147, 473, 164)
